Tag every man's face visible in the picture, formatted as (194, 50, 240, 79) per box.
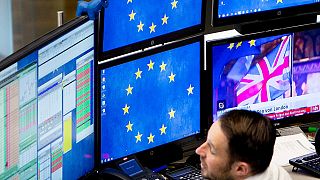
(195, 121, 234, 180)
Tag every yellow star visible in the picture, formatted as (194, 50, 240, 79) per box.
(149, 22, 156, 33)
(147, 60, 155, 71)
(236, 41, 242, 49)
(137, 21, 144, 32)
(187, 84, 194, 95)
(122, 104, 130, 115)
(168, 72, 176, 83)
(248, 40, 256, 47)
(161, 14, 169, 25)
(135, 132, 143, 143)
(129, 10, 136, 21)
(159, 62, 167, 72)
(135, 68, 142, 79)
(126, 121, 133, 132)
(126, 84, 133, 96)
(127, 0, 132, 4)
(159, 124, 167, 135)
(227, 43, 234, 50)
(147, 133, 155, 144)
(277, 0, 283, 4)
(168, 108, 176, 119)
(171, 0, 178, 9)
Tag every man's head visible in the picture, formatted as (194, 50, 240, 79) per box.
(196, 109, 276, 180)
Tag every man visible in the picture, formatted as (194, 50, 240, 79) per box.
(196, 109, 291, 180)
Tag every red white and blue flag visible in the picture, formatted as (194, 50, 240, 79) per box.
(236, 35, 292, 106)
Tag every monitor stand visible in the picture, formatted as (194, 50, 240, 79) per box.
(234, 14, 318, 35)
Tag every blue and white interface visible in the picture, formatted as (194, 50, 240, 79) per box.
(0, 20, 95, 180)
(102, 0, 203, 52)
(100, 41, 201, 163)
(217, 0, 318, 19)
(210, 26, 320, 121)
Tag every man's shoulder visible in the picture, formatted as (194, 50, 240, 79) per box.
(246, 163, 292, 180)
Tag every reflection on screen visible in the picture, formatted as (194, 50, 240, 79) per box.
(100, 42, 201, 163)
(211, 26, 320, 121)
(102, 0, 202, 52)
(0, 20, 95, 180)
(217, 0, 317, 19)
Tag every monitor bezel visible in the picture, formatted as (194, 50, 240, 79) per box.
(97, 1, 206, 60)
(96, 35, 209, 169)
(211, 1, 320, 28)
(206, 22, 320, 128)
(0, 16, 99, 179)
(0, 16, 95, 71)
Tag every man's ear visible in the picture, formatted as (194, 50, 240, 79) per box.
(232, 161, 251, 178)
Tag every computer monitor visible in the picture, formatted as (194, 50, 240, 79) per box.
(99, 0, 205, 59)
(212, 0, 320, 32)
(207, 23, 320, 127)
(0, 17, 95, 179)
(98, 36, 205, 166)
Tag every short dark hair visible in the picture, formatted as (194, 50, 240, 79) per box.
(219, 109, 276, 175)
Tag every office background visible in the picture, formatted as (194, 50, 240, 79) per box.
(0, 0, 77, 61)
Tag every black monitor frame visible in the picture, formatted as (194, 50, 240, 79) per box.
(211, 0, 320, 34)
(0, 16, 99, 179)
(206, 22, 320, 128)
(97, 1, 206, 60)
(95, 35, 210, 169)
(0, 16, 98, 71)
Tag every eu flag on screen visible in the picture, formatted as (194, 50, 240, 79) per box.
(225, 35, 290, 82)
(236, 35, 292, 106)
(100, 42, 200, 162)
(212, 39, 260, 87)
(103, 0, 202, 52)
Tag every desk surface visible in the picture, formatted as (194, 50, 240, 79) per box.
(284, 165, 319, 180)
(275, 125, 320, 179)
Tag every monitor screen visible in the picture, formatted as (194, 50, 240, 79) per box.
(212, 0, 320, 27)
(100, 0, 204, 59)
(0, 17, 95, 180)
(207, 23, 320, 126)
(98, 37, 202, 164)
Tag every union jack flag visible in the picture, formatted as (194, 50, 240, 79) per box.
(236, 35, 292, 106)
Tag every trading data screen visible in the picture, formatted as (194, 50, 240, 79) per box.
(100, 41, 201, 163)
(216, 0, 318, 19)
(102, 0, 203, 53)
(0, 20, 95, 180)
(210, 25, 320, 121)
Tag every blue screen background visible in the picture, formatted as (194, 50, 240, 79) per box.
(103, 0, 202, 52)
(217, 0, 318, 18)
(100, 42, 201, 162)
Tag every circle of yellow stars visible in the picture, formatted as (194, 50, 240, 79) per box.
(126, 0, 179, 33)
(120, 58, 195, 144)
(227, 39, 256, 51)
